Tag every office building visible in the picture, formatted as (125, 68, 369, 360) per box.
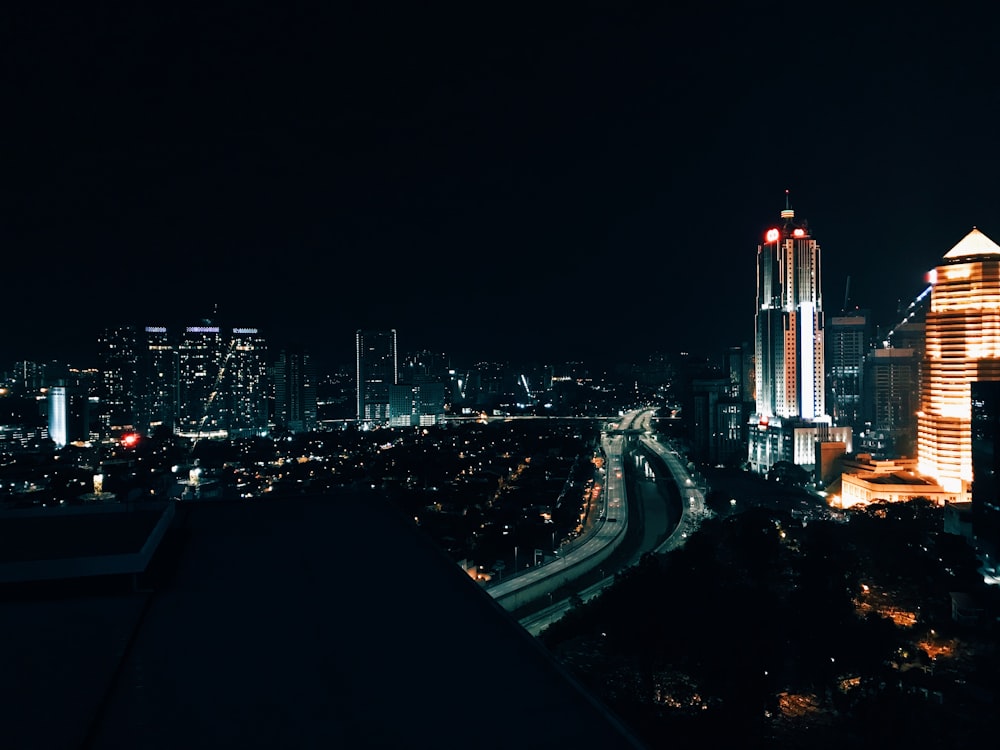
(691, 344, 754, 467)
(827, 310, 871, 434)
(356, 329, 397, 426)
(749, 196, 850, 474)
(917, 228, 1000, 497)
(861, 347, 920, 456)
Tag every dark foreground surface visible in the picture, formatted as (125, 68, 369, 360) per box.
(1, 492, 646, 750)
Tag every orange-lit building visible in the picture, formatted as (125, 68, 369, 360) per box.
(917, 228, 1000, 498)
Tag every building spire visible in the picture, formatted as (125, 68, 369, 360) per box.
(780, 189, 795, 220)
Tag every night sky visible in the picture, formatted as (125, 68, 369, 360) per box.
(5, 1, 1000, 372)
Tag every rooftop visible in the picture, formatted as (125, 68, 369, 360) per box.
(943, 227, 1000, 259)
(0, 493, 646, 749)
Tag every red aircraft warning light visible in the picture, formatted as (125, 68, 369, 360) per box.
(792, 228, 805, 237)
(120, 432, 141, 448)
(765, 228, 780, 243)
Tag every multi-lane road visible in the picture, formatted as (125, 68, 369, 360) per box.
(488, 428, 629, 612)
(511, 408, 708, 636)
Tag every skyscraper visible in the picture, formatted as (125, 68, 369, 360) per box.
(356, 329, 398, 426)
(862, 347, 920, 456)
(97, 325, 139, 431)
(273, 347, 318, 433)
(177, 324, 226, 435)
(749, 196, 850, 474)
(138, 326, 179, 433)
(224, 327, 269, 437)
(827, 310, 872, 434)
(917, 228, 1000, 496)
(754, 196, 825, 421)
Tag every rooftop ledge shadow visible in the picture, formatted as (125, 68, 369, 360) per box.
(1, 492, 646, 750)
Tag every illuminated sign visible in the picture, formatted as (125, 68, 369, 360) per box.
(765, 228, 780, 243)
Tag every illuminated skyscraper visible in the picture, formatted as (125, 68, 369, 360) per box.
(177, 325, 226, 434)
(97, 325, 140, 431)
(225, 328, 269, 437)
(917, 228, 1000, 496)
(138, 326, 179, 433)
(754, 196, 825, 420)
(356, 329, 397, 426)
(749, 196, 849, 474)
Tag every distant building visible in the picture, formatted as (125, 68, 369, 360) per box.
(861, 347, 920, 456)
(273, 347, 318, 433)
(176, 324, 226, 435)
(827, 310, 872, 434)
(13, 361, 48, 393)
(690, 344, 754, 466)
(48, 383, 90, 448)
(99, 324, 268, 439)
(97, 325, 140, 431)
(389, 381, 446, 427)
(356, 329, 397, 426)
(749, 195, 849, 474)
(971, 380, 1000, 570)
(137, 326, 179, 433)
(839, 454, 960, 508)
(917, 228, 1000, 497)
(224, 328, 269, 438)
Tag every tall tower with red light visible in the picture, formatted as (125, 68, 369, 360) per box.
(754, 193, 824, 421)
(750, 194, 841, 475)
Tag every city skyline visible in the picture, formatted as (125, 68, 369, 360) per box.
(5, 2, 1000, 370)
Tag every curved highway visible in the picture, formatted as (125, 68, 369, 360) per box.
(488, 427, 629, 611)
(516, 408, 709, 636)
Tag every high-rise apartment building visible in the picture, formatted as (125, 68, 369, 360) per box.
(97, 325, 140, 430)
(356, 329, 397, 426)
(177, 325, 226, 435)
(749, 196, 850, 474)
(224, 328, 269, 437)
(273, 347, 318, 433)
(917, 228, 1000, 496)
(100, 324, 267, 438)
(138, 326, 179, 433)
